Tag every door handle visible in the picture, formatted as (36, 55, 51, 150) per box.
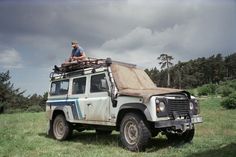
(87, 103, 92, 106)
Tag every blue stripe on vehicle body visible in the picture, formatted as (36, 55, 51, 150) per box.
(76, 99, 83, 118)
(47, 99, 81, 120)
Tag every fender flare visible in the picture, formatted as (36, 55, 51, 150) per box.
(51, 106, 70, 121)
(118, 103, 152, 121)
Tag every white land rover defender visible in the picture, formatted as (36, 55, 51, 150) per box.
(46, 58, 202, 151)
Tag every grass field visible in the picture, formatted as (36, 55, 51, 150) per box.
(0, 98, 236, 157)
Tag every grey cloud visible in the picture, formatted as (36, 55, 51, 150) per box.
(0, 0, 236, 95)
(0, 0, 236, 68)
(94, 1, 236, 68)
(0, 46, 22, 68)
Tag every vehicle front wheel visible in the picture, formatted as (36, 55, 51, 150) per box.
(182, 127, 195, 142)
(53, 114, 73, 140)
(120, 113, 151, 152)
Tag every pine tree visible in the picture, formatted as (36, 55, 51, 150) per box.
(157, 53, 174, 87)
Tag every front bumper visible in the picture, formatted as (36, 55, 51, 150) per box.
(155, 116, 203, 130)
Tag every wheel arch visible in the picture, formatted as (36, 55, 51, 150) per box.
(116, 103, 151, 131)
(47, 108, 69, 137)
(52, 109, 67, 121)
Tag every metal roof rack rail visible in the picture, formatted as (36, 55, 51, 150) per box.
(57, 58, 108, 72)
(50, 58, 112, 79)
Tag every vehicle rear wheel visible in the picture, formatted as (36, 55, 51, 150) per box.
(53, 114, 73, 140)
(120, 113, 151, 152)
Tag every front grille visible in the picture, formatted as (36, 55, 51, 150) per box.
(167, 99, 190, 118)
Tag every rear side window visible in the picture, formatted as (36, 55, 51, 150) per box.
(50, 80, 69, 96)
(72, 77, 86, 94)
(90, 74, 108, 93)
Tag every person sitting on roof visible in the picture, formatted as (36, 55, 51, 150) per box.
(67, 40, 86, 63)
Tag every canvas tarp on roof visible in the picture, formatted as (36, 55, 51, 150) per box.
(111, 63, 183, 102)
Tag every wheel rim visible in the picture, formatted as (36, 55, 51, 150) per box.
(54, 119, 65, 139)
(124, 120, 139, 145)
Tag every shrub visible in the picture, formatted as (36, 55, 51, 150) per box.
(5, 108, 24, 114)
(221, 92, 236, 109)
(217, 86, 234, 97)
(0, 103, 4, 114)
(187, 89, 197, 96)
(227, 80, 236, 89)
(197, 86, 209, 96)
(0, 102, 8, 114)
(197, 84, 217, 96)
(27, 105, 44, 112)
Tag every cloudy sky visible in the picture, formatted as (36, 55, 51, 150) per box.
(0, 0, 236, 95)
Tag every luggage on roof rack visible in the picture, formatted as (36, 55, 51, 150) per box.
(49, 58, 137, 80)
(53, 58, 111, 74)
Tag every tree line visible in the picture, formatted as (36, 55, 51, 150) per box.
(0, 71, 47, 113)
(145, 53, 236, 89)
(1, 52, 236, 113)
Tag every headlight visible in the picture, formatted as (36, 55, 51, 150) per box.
(156, 99, 165, 112)
(159, 102, 165, 111)
(189, 102, 194, 110)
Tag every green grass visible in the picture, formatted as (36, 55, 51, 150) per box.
(0, 98, 236, 157)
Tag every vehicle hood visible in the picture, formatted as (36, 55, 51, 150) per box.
(111, 63, 185, 102)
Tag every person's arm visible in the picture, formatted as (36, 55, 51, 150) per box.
(72, 47, 86, 61)
(72, 52, 86, 60)
(68, 50, 74, 62)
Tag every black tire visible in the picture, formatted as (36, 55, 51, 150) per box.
(182, 127, 195, 142)
(53, 114, 73, 140)
(151, 130, 159, 137)
(166, 127, 195, 143)
(96, 129, 112, 135)
(120, 113, 151, 152)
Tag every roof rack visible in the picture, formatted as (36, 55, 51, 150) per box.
(58, 58, 107, 72)
(50, 58, 112, 80)
(49, 57, 137, 80)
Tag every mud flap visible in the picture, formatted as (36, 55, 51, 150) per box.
(46, 120, 53, 137)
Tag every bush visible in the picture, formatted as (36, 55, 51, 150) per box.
(197, 84, 217, 96)
(0, 102, 8, 114)
(5, 108, 24, 114)
(187, 89, 197, 96)
(197, 86, 209, 96)
(27, 105, 44, 112)
(217, 86, 234, 97)
(221, 92, 236, 109)
(227, 80, 236, 89)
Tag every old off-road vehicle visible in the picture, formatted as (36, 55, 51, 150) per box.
(46, 58, 202, 151)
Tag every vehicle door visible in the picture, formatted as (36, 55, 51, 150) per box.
(85, 73, 111, 121)
(67, 76, 88, 120)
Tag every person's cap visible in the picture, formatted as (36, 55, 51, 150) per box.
(71, 40, 78, 45)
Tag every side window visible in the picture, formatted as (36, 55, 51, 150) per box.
(72, 77, 86, 94)
(50, 80, 69, 96)
(90, 74, 108, 93)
